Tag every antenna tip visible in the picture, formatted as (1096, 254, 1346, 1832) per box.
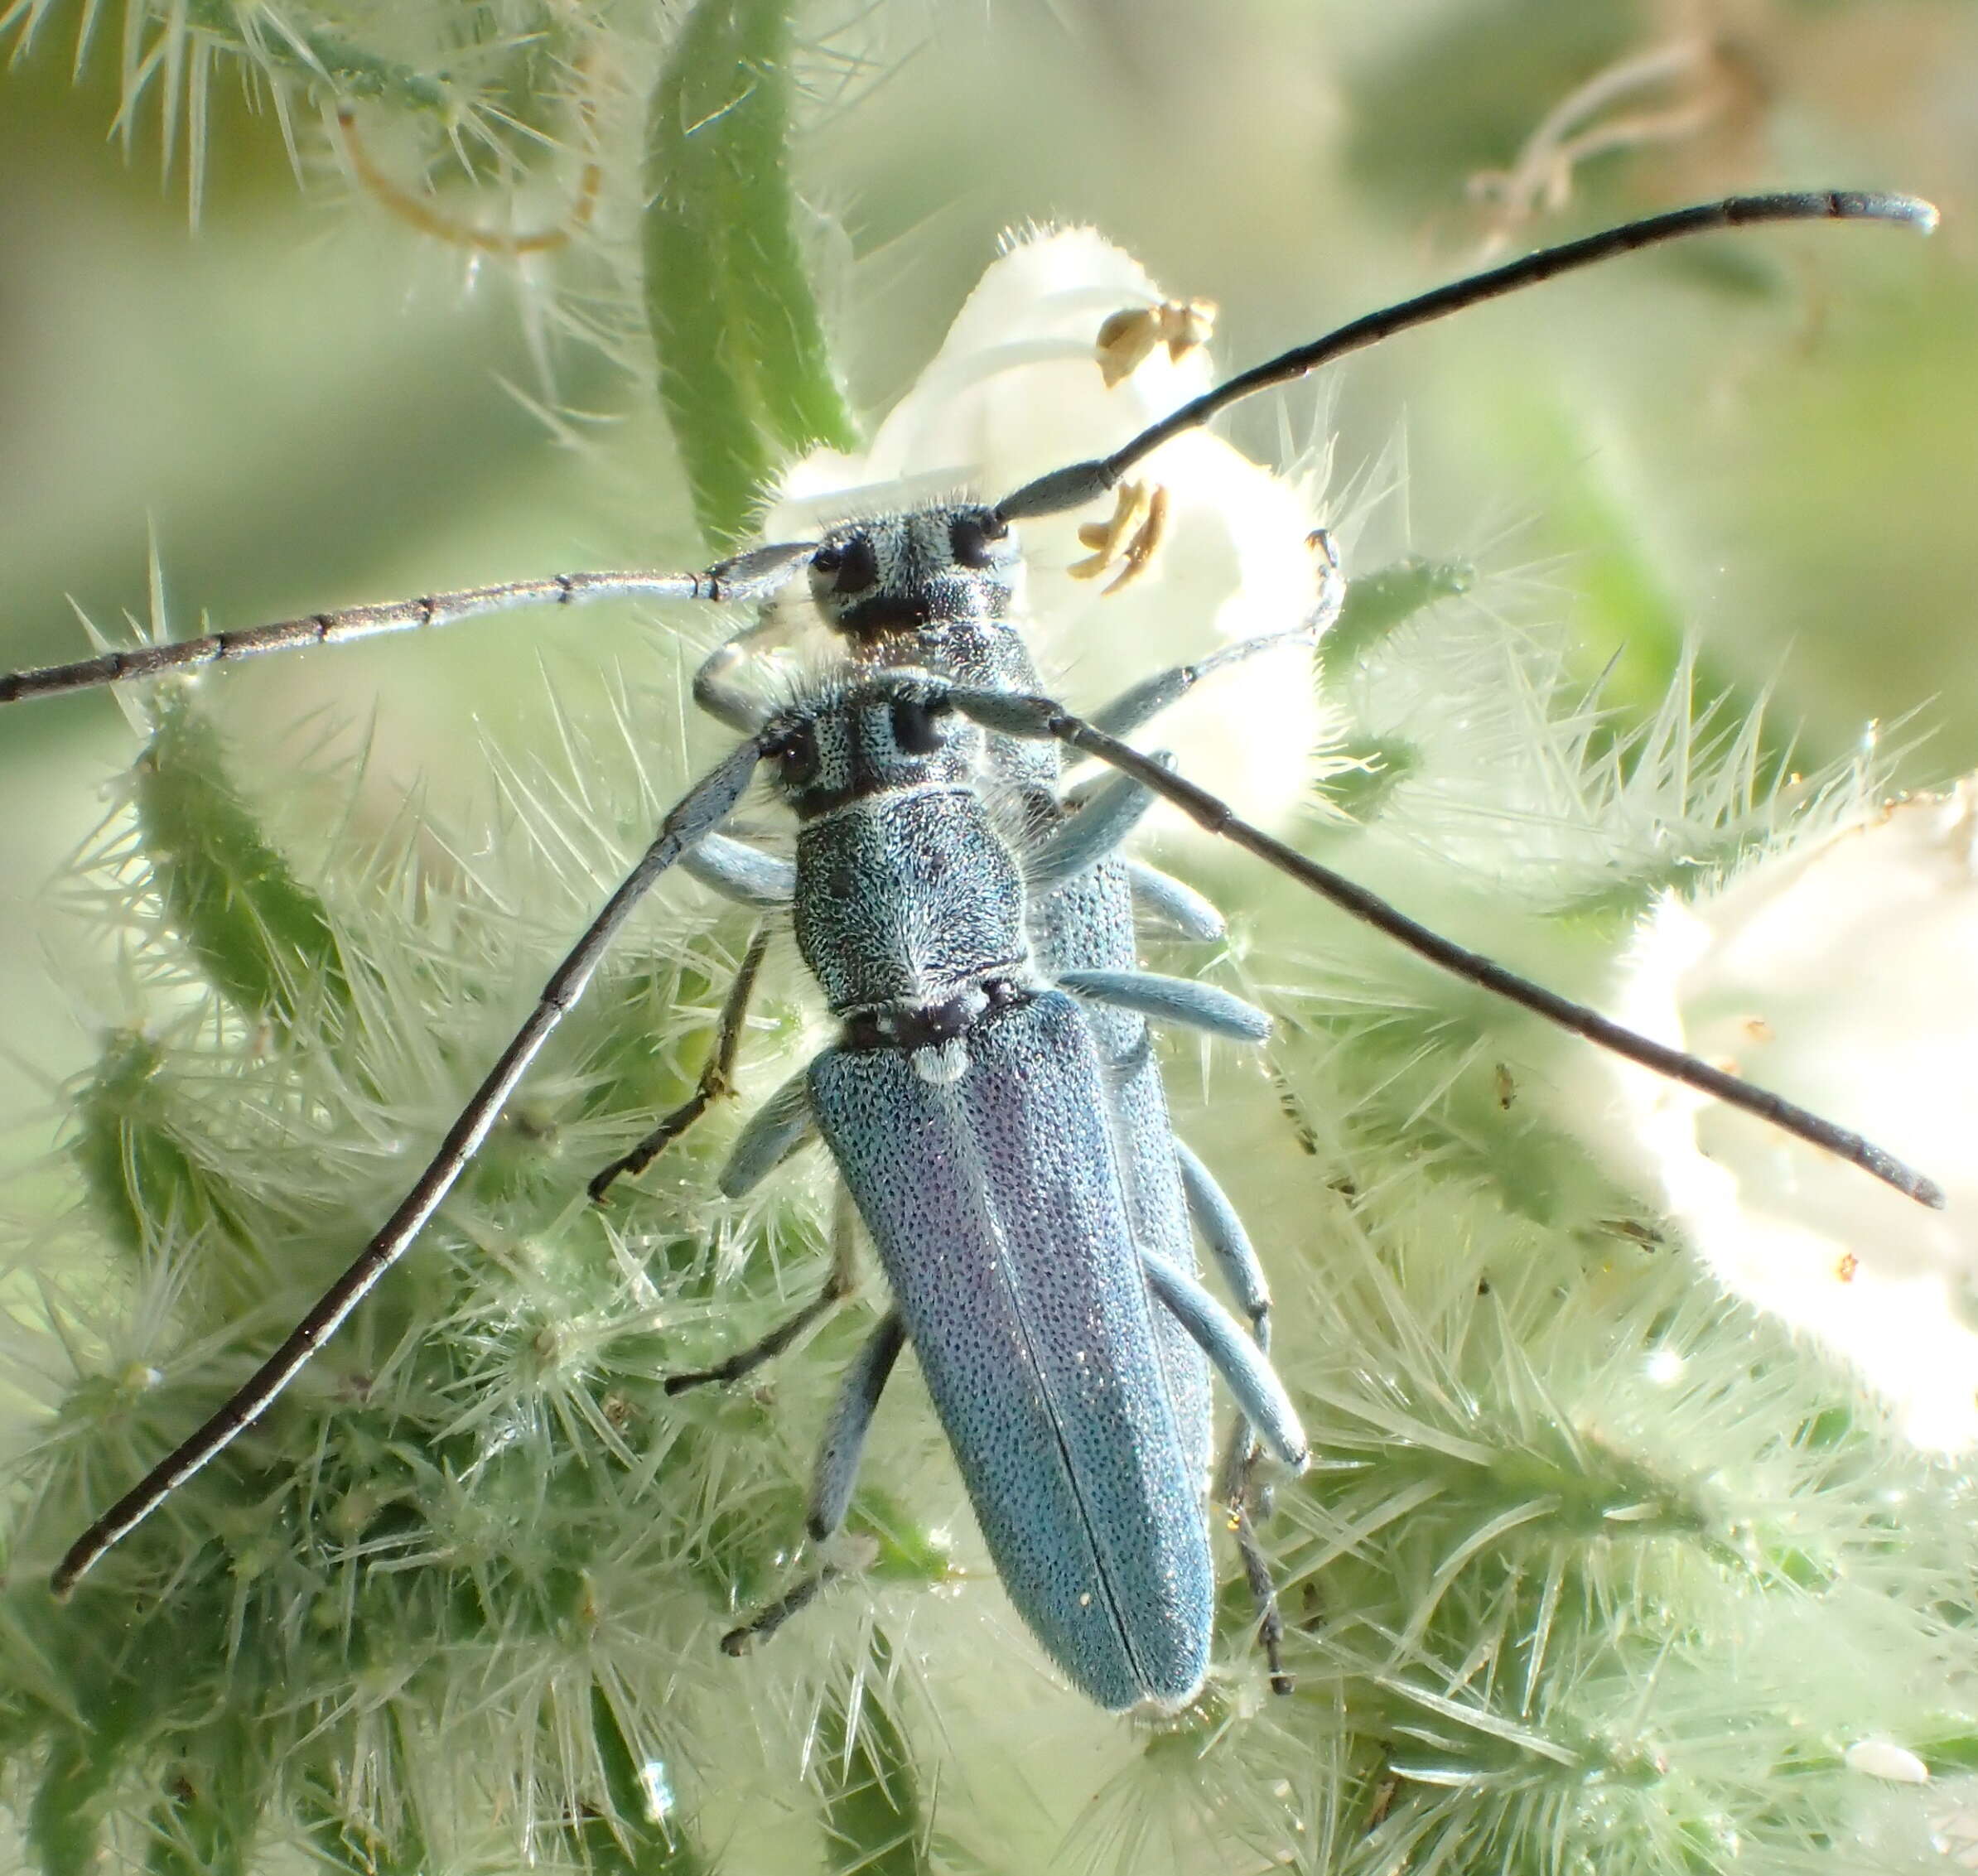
(1887, 1164, 1948, 1209)
(1857, 191, 1940, 234)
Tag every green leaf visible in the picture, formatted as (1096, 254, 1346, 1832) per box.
(816, 1631, 925, 1876)
(643, 0, 857, 549)
(568, 1684, 714, 1876)
(133, 697, 350, 1038)
(1320, 556, 1475, 679)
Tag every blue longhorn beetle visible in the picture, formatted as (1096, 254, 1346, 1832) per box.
(22, 192, 1946, 1712)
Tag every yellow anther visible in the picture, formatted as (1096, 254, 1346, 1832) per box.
(1093, 297, 1218, 388)
(1067, 482, 1170, 593)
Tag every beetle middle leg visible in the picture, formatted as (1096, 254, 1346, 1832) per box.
(663, 1184, 858, 1396)
(1173, 1136, 1291, 1687)
(1174, 1138, 1276, 1499)
(588, 920, 774, 1203)
(1141, 1248, 1307, 1696)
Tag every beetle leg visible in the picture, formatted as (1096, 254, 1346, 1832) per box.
(588, 922, 774, 1202)
(715, 1305, 904, 1661)
(663, 1186, 858, 1396)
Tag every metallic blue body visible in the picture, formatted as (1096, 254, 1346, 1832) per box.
(812, 990, 1212, 1710)
(40, 193, 1929, 1661)
(682, 504, 1324, 1708)
(1032, 853, 1216, 1498)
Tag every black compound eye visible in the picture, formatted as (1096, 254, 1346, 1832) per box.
(949, 511, 1009, 569)
(821, 533, 877, 596)
(775, 721, 819, 784)
(890, 693, 951, 755)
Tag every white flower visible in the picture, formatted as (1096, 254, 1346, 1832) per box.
(1597, 779, 1978, 1450)
(765, 227, 1340, 832)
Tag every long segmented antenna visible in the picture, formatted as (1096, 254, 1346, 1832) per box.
(995, 190, 1937, 522)
(0, 543, 816, 707)
(7, 195, 1931, 707)
(951, 689, 1947, 1213)
(49, 736, 767, 1599)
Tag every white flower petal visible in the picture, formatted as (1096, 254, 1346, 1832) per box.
(766, 227, 1338, 832)
(765, 227, 1209, 532)
(1594, 780, 1978, 1449)
(860, 225, 1215, 493)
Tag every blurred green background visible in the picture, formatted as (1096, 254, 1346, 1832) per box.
(1, 0, 1972, 1302)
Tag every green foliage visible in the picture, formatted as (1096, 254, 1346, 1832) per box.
(645, 0, 860, 547)
(2, 4, 1974, 1874)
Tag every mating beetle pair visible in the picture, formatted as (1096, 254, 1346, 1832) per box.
(19, 190, 1942, 1712)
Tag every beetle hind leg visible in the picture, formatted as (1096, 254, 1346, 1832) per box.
(718, 1307, 905, 1659)
(1217, 1420, 1293, 1696)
